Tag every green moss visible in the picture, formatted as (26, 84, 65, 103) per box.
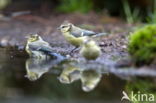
(128, 25, 156, 65)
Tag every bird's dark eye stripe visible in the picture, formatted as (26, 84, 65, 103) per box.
(61, 26, 67, 28)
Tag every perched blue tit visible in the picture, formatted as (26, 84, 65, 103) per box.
(59, 21, 108, 38)
(58, 21, 108, 51)
(81, 69, 102, 92)
(80, 39, 101, 60)
(25, 34, 65, 59)
(58, 65, 81, 84)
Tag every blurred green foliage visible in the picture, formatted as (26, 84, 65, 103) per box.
(57, 0, 93, 13)
(122, 0, 141, 24)
(147, 0, 156, 23)
(0, 0, 11, 10)
(128, 25, 156, 65)
(1, 0, 156, 24)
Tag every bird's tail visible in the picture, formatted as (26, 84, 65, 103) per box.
(90, 32, 110, 41)
(93, 32, 110, 37)
(48, 52, 66, 61)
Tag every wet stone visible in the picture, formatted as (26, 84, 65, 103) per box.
(0, 38, 9, 47)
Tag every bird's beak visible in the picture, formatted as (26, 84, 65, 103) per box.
(57, 27, 61, 30)
(25, 35, 30, 38)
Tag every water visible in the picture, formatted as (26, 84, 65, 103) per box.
(0, 48, 155, 103)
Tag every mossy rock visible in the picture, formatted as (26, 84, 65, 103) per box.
(128, 25, 156, 65)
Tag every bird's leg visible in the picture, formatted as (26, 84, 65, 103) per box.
(69, 47, 79, 56)
(70, 46, 80, 53)
(46, 54, 48, 60)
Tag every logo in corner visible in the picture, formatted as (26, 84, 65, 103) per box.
(121, 91, 130, 101)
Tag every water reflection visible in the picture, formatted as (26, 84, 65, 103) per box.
(25, 57, 65, 81)
(58, 61, 106, 92)
(22, 50, 156, 93)
(81, 69, 102, 92)
(24, 52, 108, 92)
(58, 63, 81, 84)
(24, 55, 156, 92)
(0, 49, 156, 103)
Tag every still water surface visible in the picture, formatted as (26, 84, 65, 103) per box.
(0, 48, 155, 103)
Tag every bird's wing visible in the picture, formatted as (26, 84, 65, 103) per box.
(71, 30, 96, 37)
(71, 26, 96, 37)
(71, 30, 82, 37)
(28, 41, 53, 53)
(81, 30, 96, 36)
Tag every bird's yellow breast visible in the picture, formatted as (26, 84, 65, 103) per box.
(62, 32, 85, 47)
(80, 43, 101, 60)
(25, 43, 31, 55)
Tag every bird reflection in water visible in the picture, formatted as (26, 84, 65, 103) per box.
(58, 64, 81, 84)
(81, 69, 102, 92)
(58, 62, 103, 92)
(25, 55, 65, 81)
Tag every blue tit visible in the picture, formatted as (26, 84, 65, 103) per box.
(80, 39, 101, 60)
(25, 34, 65, 59)
(58, 21, 108, 52)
